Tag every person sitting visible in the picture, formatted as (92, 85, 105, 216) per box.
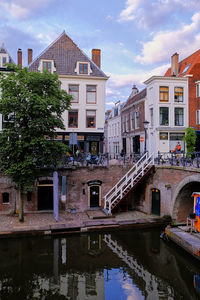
(172, 142, 181, 153)
(172, 142, 181, 165)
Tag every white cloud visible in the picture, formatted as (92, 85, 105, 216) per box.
(118, 0, 200, 29)
(0, 0, 54, 20)
(123, 282, 144, 300)
(118, 0, 141, 22)
(105, 63, 170, 107)
(107, 63, 169, 90)
(136, 12, 200, 64)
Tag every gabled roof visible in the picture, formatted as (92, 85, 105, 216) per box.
(123, 88, 146, 109)
(164, 49, 200, 77)
(28, 31, 107, 78)
(0, 43, 15, 64)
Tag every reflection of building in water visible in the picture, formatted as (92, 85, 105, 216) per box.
(31, 237, 104, 300)
(104, 234, 175, 300)
(31, 272, 104, 300)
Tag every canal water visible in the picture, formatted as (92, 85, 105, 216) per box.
(0, 228, 200, 300)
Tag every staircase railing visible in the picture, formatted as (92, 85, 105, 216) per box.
(104, 152, 154, 214)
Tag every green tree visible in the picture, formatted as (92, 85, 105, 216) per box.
(0, 65, 72, 221)
(184, 127, 196, 155)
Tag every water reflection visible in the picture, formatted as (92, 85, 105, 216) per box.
(0, 229, 199, 299)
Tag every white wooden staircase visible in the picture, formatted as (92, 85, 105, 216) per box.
(104, 152, 154, 214)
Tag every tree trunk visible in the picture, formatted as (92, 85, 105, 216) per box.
(19, 186, 24, 222)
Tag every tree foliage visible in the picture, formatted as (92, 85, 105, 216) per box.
(0, 65, 72, 190)
(184, 127, 196, 155)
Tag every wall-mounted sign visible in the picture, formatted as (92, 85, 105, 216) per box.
(87, 180, 102, 186)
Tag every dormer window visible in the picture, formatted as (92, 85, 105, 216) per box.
(0, 54, 8, 67)
(43, 61, 52, 72)
(2, 57, 7, 66)
(79, 63, 88, 74)
(38, 59, 56, 73)
(75, 61, 92, 75)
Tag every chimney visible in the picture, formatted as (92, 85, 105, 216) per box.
(171, 52, 179, 76)
(17, 48, 22, 69)
(132, 85, 138, 96)
(92, 49, 101, 68)
(28, 48, 32, 65)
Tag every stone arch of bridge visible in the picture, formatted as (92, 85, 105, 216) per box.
(172, 174, 200, 222)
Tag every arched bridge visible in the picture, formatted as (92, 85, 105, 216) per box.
(144, 166, 200, 223)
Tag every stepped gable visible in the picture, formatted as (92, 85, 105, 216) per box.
(124, 88, 146, 108)
(165, 49, 200, 77)
(28, 31, 107, 78)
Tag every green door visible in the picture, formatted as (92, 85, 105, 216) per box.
(151, 189, 160, 216)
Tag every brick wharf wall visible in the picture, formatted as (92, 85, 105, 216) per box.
(141, 166, 200, 222)
(1, 165, 200, 222)
(0, 166, 130, 214)
(60, 165, 130, 212)
(0, 175, 17, 214)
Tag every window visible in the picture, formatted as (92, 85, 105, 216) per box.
(87, 85, 96, 104)
(197, 110, 200, 125)
(159, 86, 169, 102)
(170, 133, 184, 141)
(160, 107, 169, 126)
(79, 63, 88, 74)
(69, 85, 79, 102)
(122, 116, 126, 133)
(175, 108, 184, 126)
(135, 111, 139, 129)
(2, 113, 15, 128)
(114, 107, 118, 117)
(2, 57, 7, 66)
(182, 64, 191, 74)
(75, 62, 92, 75)
(86, 110, 96, 128)
(159, 132, 168, 140)
(2, 192, 9, 204)
(43, 61, 51, 72)
(196, 83, 200, 98)
(126, 115, 129, 132)
(27, 192, 32, 202)
(68, 110, 78, 128)
(150, 108, 153, 127)
(130, 112, 134, 130)
(174, 87, 183, 102)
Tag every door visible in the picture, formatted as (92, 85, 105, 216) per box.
(90, 142, 98, 155)
(90, 185, 100, 207)
(38, 183, 53, 210)
(133, 136, 140, 154)
(122, 138, 126, 154)
(151, 189, 160, 216)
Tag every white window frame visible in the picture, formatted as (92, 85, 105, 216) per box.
(196, 82, 200, 98)
(135, 111, 139, 129)
(38, 59, 56, 73)
(197, 110, 200, 125)
(75, 61, 92, 75)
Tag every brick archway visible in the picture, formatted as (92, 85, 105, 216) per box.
(172, 174, 200, 222)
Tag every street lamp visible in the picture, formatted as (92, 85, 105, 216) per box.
(143, 120, 149, 153)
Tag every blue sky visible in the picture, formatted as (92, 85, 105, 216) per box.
(1, 0, 200, 108)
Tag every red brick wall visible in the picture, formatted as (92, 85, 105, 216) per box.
(60, 165, 130, 212)
(188, 63, 200, 130)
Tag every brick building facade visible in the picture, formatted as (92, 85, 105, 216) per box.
(121, 87, 146, 156)
(165, 51, 200, 148)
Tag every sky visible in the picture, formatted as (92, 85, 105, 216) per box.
(1, 0, 200, 109)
